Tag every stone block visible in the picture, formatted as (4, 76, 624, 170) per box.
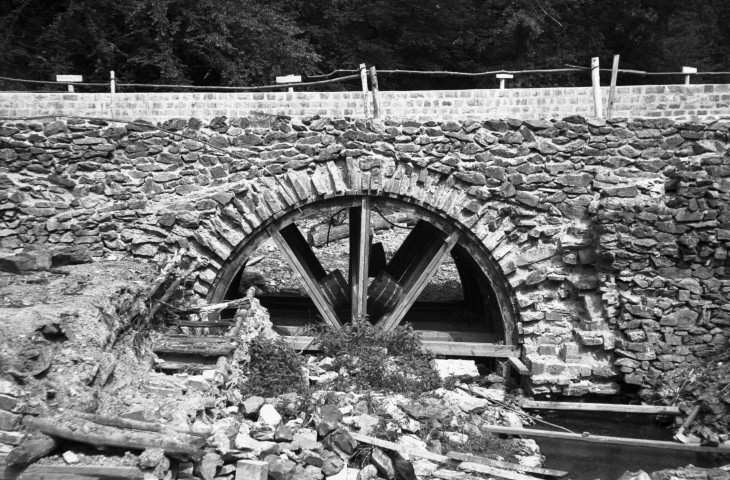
(0, 411, 21, 431)
(236, 460, 268, 480)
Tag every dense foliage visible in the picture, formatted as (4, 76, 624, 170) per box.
(1, 0, 728, 90)
(315, 320, 442, 395)
(243, 337, 309, 397)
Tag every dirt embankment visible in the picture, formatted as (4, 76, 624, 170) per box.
(0, 260, 155, 420)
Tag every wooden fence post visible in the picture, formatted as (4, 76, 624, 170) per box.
(359, 63, 370, 118)
(496, 73, 513, 90)
(682, 66, 696, 85)
(606, 55, 619, 120)
(369, 66, 380, 119)
(591, 57, 603, 118)
(110, 71, 116, 119)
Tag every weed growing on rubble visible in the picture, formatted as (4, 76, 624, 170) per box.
(244, 337, 308, 397)
(314, 319, 441, 395)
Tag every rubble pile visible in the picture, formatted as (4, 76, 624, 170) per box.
(648, 349, 730, 444)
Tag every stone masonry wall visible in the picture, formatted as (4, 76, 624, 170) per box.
(0, 84, 729, 124)
(1, 114, 729, 398)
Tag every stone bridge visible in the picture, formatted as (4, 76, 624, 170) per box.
(1, 114, 729, 396)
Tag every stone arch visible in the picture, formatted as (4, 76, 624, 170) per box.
(182, 157, 526, 349)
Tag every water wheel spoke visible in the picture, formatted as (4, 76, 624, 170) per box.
(267, 223, 342, 329)
(375, 221, 461, 331)
(349, 197, 371, 322)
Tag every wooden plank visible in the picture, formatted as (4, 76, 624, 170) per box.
(421, 341, 518, 357)
(167, 320, 235, 328)
(158, 335, 235, 343)
(278, 336, 518, 357)
(446, 451, 568, 478)
(278, 223, 327, 281)
(152, 345, 234, 357)
(19, 464, 144, 479)
(479, 425, 730, 454)
(350, 432, 542, 480)
(509, 357, 529, 375)
(386, 221, 434, 282)
(415, 331, 502, 343)
(519, 400, 680, 416)
(268, 225, 342, 329)
(377, 229, 461, 331)
(349, 197, 371, 321)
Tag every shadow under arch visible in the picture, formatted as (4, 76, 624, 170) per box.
(208, 191, 520, 351)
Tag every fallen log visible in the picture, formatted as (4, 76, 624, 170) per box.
(169, 297, 251, 316)
(350, 432, 542, 480)
(65, 411, 211, 438)
(446, 451, 568, 478)
(144, 259, 205, 326)
(520, 400, 681, 416)
(307, 213, 416, 247)
(22, 416, 203, 458)
(16, 464, 144, 479)
(479, 425, 730, 454)
(148, 247, 188, 299)
(5, 433, 59, 466)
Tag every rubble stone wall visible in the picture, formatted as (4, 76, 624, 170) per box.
(1, 114, 729, 397)
(1, 84, 729, 123)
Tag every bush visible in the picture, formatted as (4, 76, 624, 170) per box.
(313, 320, 441, 395)
(243, 337, 308, 397)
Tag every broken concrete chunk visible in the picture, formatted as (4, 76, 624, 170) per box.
(258, 403, 282, 426)
(62, 451, 79, 464)
(430, 359, 480, 381)
(236, 459, 268, 480)
(321, 452, 345, 476)
(242, 395, 266, 417)
(371, 447, 395, 479)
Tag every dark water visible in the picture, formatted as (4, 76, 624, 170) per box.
(530, 412, 730, 480)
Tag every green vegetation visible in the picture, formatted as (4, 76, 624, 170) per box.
(314, 319, 442, 395)
(243, 337, 309, 397)
(1, 0, 728, 89)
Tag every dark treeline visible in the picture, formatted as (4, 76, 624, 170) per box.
(1, 0, 728, 91)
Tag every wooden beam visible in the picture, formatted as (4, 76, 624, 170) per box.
(420, 341, 518, 357)
(349, 196, 371, 322)
(519, 400, 680, 415)
(446, 451, 568, 478)
(168, 320, 235, 328)
(509, 357, 529, 375)
(359, 63, 371, 118)
(278, 336, 518, 357)
(386, 221, 435, 282)
(479, 425, 730, 454)
(591, 56, 602, 118)
(9, 464, 145, 479)
(22, 416, 203, 457)
(376, 229, 461, 331)
(350, 432, 542, 480)
(268, 225, 342, 329)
